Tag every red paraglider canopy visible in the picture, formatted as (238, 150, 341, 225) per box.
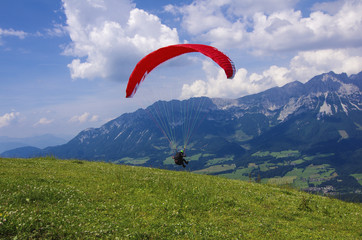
(126, 44, 236, 98)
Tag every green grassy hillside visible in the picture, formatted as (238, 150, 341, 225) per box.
(1, 157, 361, 239)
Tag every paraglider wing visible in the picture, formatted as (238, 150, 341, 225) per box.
(126, 44, 235, 98)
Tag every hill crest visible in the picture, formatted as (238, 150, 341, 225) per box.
(1, 157, 361, 239)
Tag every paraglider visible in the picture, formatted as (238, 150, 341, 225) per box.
(126, 44, 235, 98)
(173, 149, 188, 168)
(125, 44, 235, 167)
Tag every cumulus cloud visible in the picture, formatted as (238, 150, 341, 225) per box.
(289, 48, 362, 82)
(167, 0, 298, 49)
(181, 47, 362, 99)
(62, 0, 179, 81)
(0, 112, 20, 128)
(170, 0, 362, 99)
(168, 0, 297, 34)
(33, 118, 54, 127)
(248, 0, 362, 54)
(181, 61, 291, 99)
(60, 0, 362, 100)
(173, 0, 232, 36)
(169, 0, 362, 52)
(69, 112, 99, 123)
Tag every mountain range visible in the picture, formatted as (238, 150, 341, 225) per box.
(0, 134, 68, 153)
(2, 71, 362, 200)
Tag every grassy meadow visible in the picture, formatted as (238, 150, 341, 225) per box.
(1, 157, 361, 239)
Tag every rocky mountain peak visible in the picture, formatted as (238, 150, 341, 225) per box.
(305, 72, 359, 95)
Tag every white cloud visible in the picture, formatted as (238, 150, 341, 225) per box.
(166, 0, 298, 49)
(229, 0, 298, 16)
(33, 118, 54, 127)
(69, 112, 99, 123)
(201, 21, 245, 49)
(169, 0, 362, 53)
(0, 28, 26, 45)
(0, 28, 26, 38)
(181, 61, 291, 99)
(247, 0, 362, 54)
(89, 115, 99, 122)
(60, 0, 362, 101)
(311, 0, 346, 15)
(169, 0, 298, 34)
(171, 0, 362, 99)
(175, 0, 232, 36)
(181, 47, 362, 99)
(59, 0, 362, 102)
(0, 112, 20, 128)
(45, 24, 68, 37)
(289, 48, 362, 82)
(62, 0, 179, 81)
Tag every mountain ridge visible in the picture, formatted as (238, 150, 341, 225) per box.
(0, 134, 68, 153)
(2, 71, 362, 198)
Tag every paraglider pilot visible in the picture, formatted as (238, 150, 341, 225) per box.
(173, 149, 188, 168)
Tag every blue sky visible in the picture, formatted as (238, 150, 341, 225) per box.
(1, 0, 361, 139)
